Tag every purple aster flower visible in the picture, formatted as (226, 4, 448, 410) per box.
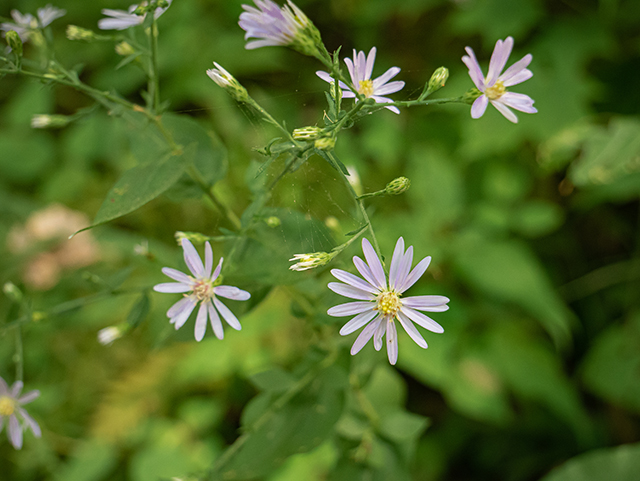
(462, 36, 537, 123)
(328, 237, 449, 365)
(153, 238, 251, 341)
(316, 47, 405, 114)
(0, 376, 41, 450)
(1, 5, 65, 41)
(239, 0, 315, 50)
(98, 0, 172, 30)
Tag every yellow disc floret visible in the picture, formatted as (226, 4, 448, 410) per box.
(0, 396, 15, 416)
(375, 290, 401, 317)
(192, 279, 214, 301)
(358, 79, 375, 97)
(485, 79, 506, 100)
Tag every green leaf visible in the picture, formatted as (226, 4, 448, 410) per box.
(539, 443, 640, 481)
(378, 410, 429, 444)
(127, 293, 151, 328)
(250, 367, 296, 393)
(569, 117, 640, 187)
(581, 313, 640, 414)
(219, 364, 346, 480)
(81, 145, 193, 232)
(53, 440, 118, 481)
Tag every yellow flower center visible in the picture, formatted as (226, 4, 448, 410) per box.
(375, 291, 401, 317)
(0, 396, 15, 416)
(485, 79, 506, 100)
(358, 79, 374, 97)
(192, 279, 214, 301)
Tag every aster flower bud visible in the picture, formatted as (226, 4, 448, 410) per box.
(174, 231, 209, 245)
(314, 136, 336, 151)
(289, 251, 336, 271)
(115, 41, 135, 56)
(98, 324, 129, 346)
(292, 126, 322, 140)
(206, 62, 250, 103)
(66, 25, 96, 41)
(5, 30, 23, 57)
(265, 216, 281, 227)
(3, 282, 23, 303)
(385, 176, 411, 196)
(462, 87, 482, 105)
(30, 114, 71, 129)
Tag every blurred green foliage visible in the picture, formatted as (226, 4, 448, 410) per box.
(1, 0, 640, 480)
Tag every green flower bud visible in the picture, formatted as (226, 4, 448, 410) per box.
(385, 176, 411, 196)
(314, 136, 336, 151)
(5, 30, 22, 57)
(289, 251, 335, 271)
(3, 282, 23, 303)
(174, 231, 209, 245)
(265, 216, 281, 228)
(115, 41, 136, 56)
(30, 114, 71, 129)
(206, 62, 250, 103)
(428, 67, 449, 93)
(293, 126, 322, 141)
(66, 25, 97, 42)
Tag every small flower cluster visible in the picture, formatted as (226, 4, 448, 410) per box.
(98, 0, 172, 31)
(1, 4, 65, 46)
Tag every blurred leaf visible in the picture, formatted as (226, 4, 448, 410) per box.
(53, 440, 118, 481)
(127, 293, 151, 328)
(250, 367, 296, 393)
(539, 442, 640, 481)
(451, 0, 544, 40)
(85, 145, 194, 231)
(510, 200, 564, 237)
(581, 313, 640, 414)
(453, 236, 574, 347)
(218, 364, 346, 480)
(378, 410, 429, 444)
(569, 117, 640, 187)
(0, 129, 56, 184)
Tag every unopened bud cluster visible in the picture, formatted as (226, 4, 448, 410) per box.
(385, 177, 411, 196)
(31, 114, 71, 129)
(66, 25, 96, 42)
(5, 30, 23, 57)
(293, 126, 322, 141)
(206, 62, 250, 103)
(115, 41, 135, 56)
(289, 251, 335, 271)
(174, 231, 210, 245)
(428, 67, 449, 92)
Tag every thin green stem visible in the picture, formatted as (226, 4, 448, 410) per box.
(14, 325, 24, 383)
(149, 21, 160, 114)
(187, 165, 241, 230)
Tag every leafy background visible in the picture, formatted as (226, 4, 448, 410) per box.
(1, 0, 640, 480)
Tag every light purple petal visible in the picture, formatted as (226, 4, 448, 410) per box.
(372, 67, 401, 90)
(328, 282, 375, 300)
(361, 238, 386, 290)
(398, 255, 431, 293)
(327, 301, 374, 317)
(11, 381, 23, 398)
(18, 390, 39, 405)
(394, 246, 414, 292)
(339, 310, 379, 336)
(330, 269, 378, 294)
(211, 257, 224, 282)
(486, 37, 513, 87)
(499, 92, 537, 113)
(397, 311, 428, 349)
(502, 68, 533, 87)
(194, 303, 209, 341)
(365, 47, 376, 80)
(374, 80, 405, 96)
(402, 295, 450, 310)
(350, 317, 381, 355)
(153, 282, 192, 293)
(344, 57, 357, 85)
(182, 238, 205, 278)
(401, 307, 444, 333)
(17, 407, 40, 437)
(471, 95, 489, 119)
(9, 415, 22, 449)
(382, 105, 401, 114)
(388, 237, 405, 291)
(373, 319, 386, 351)
(386, 320, 398, 365)
(353, 256, 379, 288)
(356, 50, 367, 82)
(491, 99, 518, 123)
(171, 298, 197, 329)
(315, 71, 352, 92)
(462, 48, 485, 90)
(207, 302, 224, 339)
(161, 267, 192, 284)
(204, 242, 213, 278)
(213, 298, 242, 330)
(214, 285, 251, 301)
(167, 297, 194, 318)
(500, 53, 532, 85)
